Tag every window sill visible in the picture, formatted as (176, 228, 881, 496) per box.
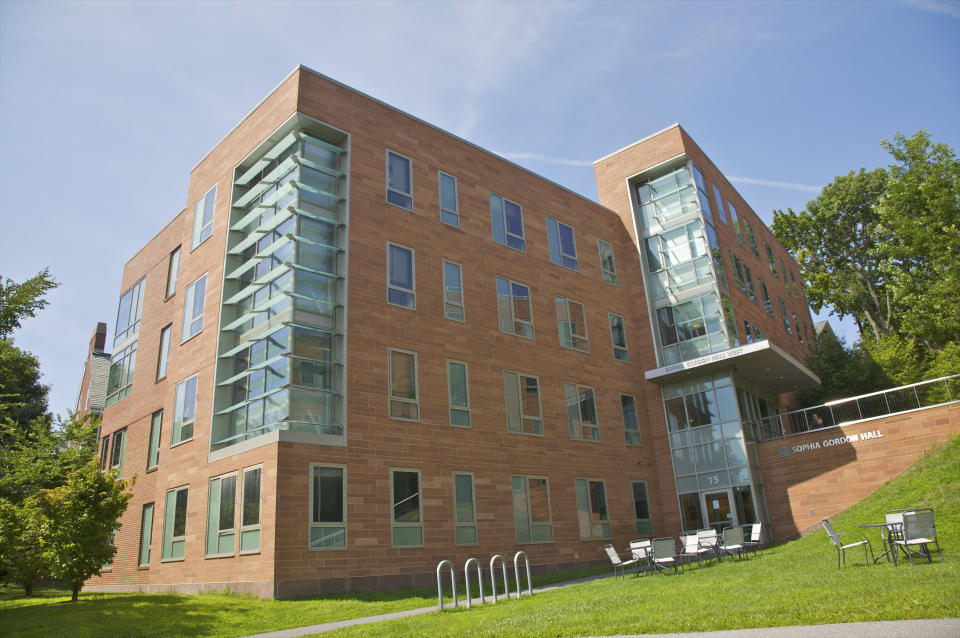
(170, 437, 194, 449)
(160, 557, 185, 563)
(137, 565, 149, 571)
(146, 466, 158, 474)
(180, 330, 203, 346)
(515, 539, 555, 545)
(560, 346, 590, 354)
(385, 200, 414, 213)
(570, 438, 602, 443)
(507, 430, 544, 438)
(388, 416, 420, 423)
(308, 545, 348, 552)
(155, 375, 168, 384)
(205, 553, 236, 560)
(440, 221, 463, 232)
(238, 549, 261, 556)
(386, 301, 416, 311)
(499, 329, 535, 341)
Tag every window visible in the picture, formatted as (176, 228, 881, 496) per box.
(754, 324, 765, 342)
(779, 258, 788, 286)
(192, 186, 217, 249)
(692, 164, 713, 224)
(744, 218, 760, 257)
(656, 292, 728, 364)
(634, 165, 698, 228)
(310, 464, 346, 549)
(166, 247, 180, 297)
(742, 318, 754, 344)
(391, 469, 422, 546)
(386, 150, 412, 210)
(712, 184, 727, 224)
(728, 250, 747, 294)
(156, 324, 171, 380)
(504, 371, 543, 435)
(442, 260, 464, 321)
(632, 481, 653, 536)
(555, 295, 589, 352)
(207, 473, 237, 556)
(162, 485, 188, 561)
(240, 466, 261, 553)
(765, 243, 778, 277)
(439, 171, 459, 227)
(453, 472, 477, 545)
(779, 298, 792, 333)
(575, 478, 610, 539)
(790, 270, 799, 298)
(565, 383, 599, 441)
(645, 220, 713, 301)
(99, 436, 109, 471)
(597, 239, 618, 285)
(105, 341, 136, 407)
(114, 278, 145, 346)
(793, 312, 803, 342)
(109, 428, 126, 473)
(511, 475, 552, 543)
(609, 312, 629, 362)
(172, 374, 198, 445)
(139, 503, 154, 567)
(489, 193, 525, 251)
(496, 276, 534, 339)
(181, 274, 207, 342)
(447, 360, 470, 427)
(759, 278, 774, 315)
(386, 243, 415, 309)
(727, 201, 745, 247)
(621, 394, 641, 446)
(546, 217, 578, 270)
(147, 410, 162, 469)
(743, 264, 757, 302)
(388, 348, 419, 421)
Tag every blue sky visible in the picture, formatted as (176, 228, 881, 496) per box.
(1, 0, 958, 418)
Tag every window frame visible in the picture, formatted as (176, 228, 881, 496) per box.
(565, 382, 600, 442)
(206, 471, 238, 558)
(239, 465, 262, 554)
(712, 184, 727, 224)
(555, 294, 589, 352)
(181, 274, 207, 343)
(496, 275, 534, 339)
(165, 246, 181, 298)
(139, 502, 154, 568)
(764, 243, 779, 277)
(161, 484, 188, 562)
(390, 467, 424, 548)
(452, 471, 478, 546)
(442, 259, 465, 322)
(386, 241, 416, 310)
(597, 239, 618, 285)
(388, 347, 420, 422)
(489, 192, 526, 252)
(309, 463, 347, 550)
(172, 373, 198, 446)
(438, 170, 459, 227)
(446, 359, 471, 428)
(632, 480, 653, 536)
(156, 324, 172, 380)
(621, 393, 641, 446)
(147, 410, 162, 470)
(546, 217, 579, 271)
(109, 428, 126, 474)
(779, 298, 793, 333)
(574, 477, 610, 540)
(759, 278, 774, 316)
(511, 474, 553, 544)
(114, 278, 145, 347)
(503, 370, 544, 436)
(385, 149, 413, 211)
(609, 312, 629, 362)
(191, 185, 217, 250)
(99, 435, 109, 471)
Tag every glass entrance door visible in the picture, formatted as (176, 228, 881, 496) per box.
(701, 489, 736, 533)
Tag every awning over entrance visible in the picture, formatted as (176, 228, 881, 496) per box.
(644, 339, 820, 394)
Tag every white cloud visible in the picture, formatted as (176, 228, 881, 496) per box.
(728, 176, 822, 193)
(496, 152, 593, 167)
(899, 0, 960, 19)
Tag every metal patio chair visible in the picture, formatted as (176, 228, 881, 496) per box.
(697, 528, 721, 562)
(743, 523, 763, 556)
(651, 537, 683, 575)
(629, 539, 653, 576)
(892, 508, 944, 565)
(679, 532, 713, 567)
(603, 544, 640, 580)
(720, 526, 748, 561)
(821, 519, 874, 567)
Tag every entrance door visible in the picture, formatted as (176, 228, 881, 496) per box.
(701, 489, 736, 533)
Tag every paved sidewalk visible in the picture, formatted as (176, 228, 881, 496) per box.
(602, 618, 960, 638)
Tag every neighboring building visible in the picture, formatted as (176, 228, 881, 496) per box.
(87, 66, 956, 598)
(75, 322, 111, 423)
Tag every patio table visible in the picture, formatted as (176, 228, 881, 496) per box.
(859, 522, 900, 563)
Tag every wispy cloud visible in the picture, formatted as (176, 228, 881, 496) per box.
(899, 0, 960, 19)
(496, 152, 593, 167)
(728, 176, 821, 193)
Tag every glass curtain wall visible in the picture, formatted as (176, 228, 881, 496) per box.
(211, 118, 348, 453)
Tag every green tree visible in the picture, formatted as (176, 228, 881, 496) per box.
(799, 329, 889, 405)
(0, 340, 50, 434)
(0, 496, 48, 596)
(0, 268, 58, 339)
(41, 463, 130, 602)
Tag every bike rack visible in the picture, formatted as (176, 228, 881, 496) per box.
(513, 550, 533, 598)
(463, 557, 485, 608)
(435, 559, 457, 610)
(489, 554, 509, 603)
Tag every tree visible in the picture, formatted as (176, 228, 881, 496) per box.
(41, 463, 130, 602)
(0, 497, 48, 596)
(0, 268, 58, 339)
(798, 329, 889, 405)
(0, 340, 50, 435)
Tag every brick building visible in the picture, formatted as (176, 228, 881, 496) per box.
(75, 322, 111, 423)
(86, 65, 910, 597)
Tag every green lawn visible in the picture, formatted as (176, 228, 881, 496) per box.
(2, 435, 958, 638)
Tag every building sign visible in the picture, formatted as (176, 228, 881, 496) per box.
(659, 345, 749, 375)
(787, 429, 884, 455)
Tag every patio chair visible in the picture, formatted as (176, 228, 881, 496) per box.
(720, 526, 748, 561)
(603, 544, 640, 580)
(697, 528, 720, 562)
(881, 509, 913, 562)
(891, 508, 944, 565)
(821, 519, 874, 568)
(629, 539, 653, 576)
(650, 537, 683, 575)
(679, 533, 712, 567)
(744, 523, 763, 556)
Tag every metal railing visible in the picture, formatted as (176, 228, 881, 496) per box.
(751, 374, 959, 441)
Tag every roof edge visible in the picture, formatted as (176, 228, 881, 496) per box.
(593, 123, 682, 165)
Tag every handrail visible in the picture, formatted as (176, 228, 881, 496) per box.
(489, 554, 509, 603)
(463, 557, 484, 608)
(513, 551, 533, 598)
(435, 560, 457, 610)
(753, 374, 959, 441)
